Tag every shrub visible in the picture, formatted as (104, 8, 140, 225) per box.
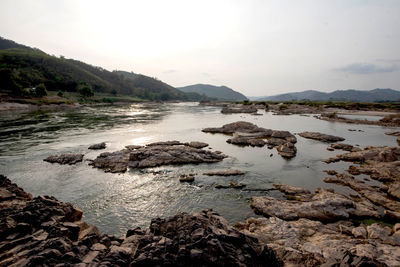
(34, 83, 47, 97)
(77, 83, 94, 98)
(57, 90, 64, 97)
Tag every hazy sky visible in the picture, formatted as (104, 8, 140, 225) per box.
(1, 0, 399, 96)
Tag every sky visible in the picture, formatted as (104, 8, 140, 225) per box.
(1, 0, 399, 96)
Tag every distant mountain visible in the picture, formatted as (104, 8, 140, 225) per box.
(256, 89, 400, 102)
(0, 36, 207, 101)
(177, 84, 247, 101)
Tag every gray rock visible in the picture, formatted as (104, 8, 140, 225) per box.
(299, 131, 345, 142)
(88, 142, 106, 150)
(44, 154, 84, 165)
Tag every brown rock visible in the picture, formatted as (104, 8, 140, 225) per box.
(299, 132, 345, 142)
(43, 154, 84, 165)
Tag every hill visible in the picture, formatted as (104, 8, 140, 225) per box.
(177, 84, 247, 101)
(0, 37, 207, 101)
(256, 89, 400, 102)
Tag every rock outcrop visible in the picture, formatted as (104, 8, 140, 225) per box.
(43, 153, 84, 165)
(89, 141, 226, 173)
(299, 131, 345, 142)
(0, 175, 280, 266)
(203, 121, 297, 158)
(251, 187, 380, 221)
(236, 216, 400, 266)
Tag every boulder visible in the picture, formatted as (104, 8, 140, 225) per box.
(276, 142, 297, 158)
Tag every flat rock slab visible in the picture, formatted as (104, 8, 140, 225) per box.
(90, 141, 226, 173)
(44, 153, 84, 165)
(251, 187, 380, 221)
(221, 105, 258, 114)
(88, 142, 106, 150)
(203, 169, 245, 176)
(299, 132, 345, 142)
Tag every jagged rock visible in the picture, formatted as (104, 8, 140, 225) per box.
(43, 154, 84, 165)
(0, 175, 279, 266)
(203, 169, 244, 176)
(324, 173, 400, 212)
(90, 142, 226, 172)
(251, 187, 380, 221)
(88, 142, 106, 150)
(352, 226, 367, 239)
(235, 216, 400, 266)
(299, 131, 345, 142)
(131, 210, 278, 266)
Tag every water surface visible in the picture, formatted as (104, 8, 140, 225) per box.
(0, 103, 397, 236)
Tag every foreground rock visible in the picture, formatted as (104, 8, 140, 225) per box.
(0, 175, 279, 266)
(299, 131, 345, 142)
(236, 216, 400, 266)
(203, 169, 244, 176)
(43, 153, 84, 165)
(203, 121, 297, 158)
(90, 141, 226, 173)
(251, 187, 380, 221)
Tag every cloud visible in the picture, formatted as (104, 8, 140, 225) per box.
(376, 59, 400, 63)
(163, 69, 177, 74)
(335, 63, 400, 75)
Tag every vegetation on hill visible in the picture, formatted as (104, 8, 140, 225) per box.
(177, 84, 247, 101)
(0, 37, 208, 102)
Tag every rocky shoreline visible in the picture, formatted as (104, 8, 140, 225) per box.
(0, 175, 278, 266)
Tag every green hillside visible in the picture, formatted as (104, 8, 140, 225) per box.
(0, 37, 206, 101)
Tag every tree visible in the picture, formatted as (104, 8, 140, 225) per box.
(77, 83, 94, 98)
(35, 83, 47, 97)
(111, 89, 117, 96)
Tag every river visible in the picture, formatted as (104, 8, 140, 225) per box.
(0, 102, 397, 236)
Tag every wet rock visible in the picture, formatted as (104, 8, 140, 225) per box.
(43, 154, 84, 165)
(227, 136, 266, 147)
(299, 131, 345, 142)
(276, 142, 297, 158)
(88, 142, 106, 150)
(203, 169, 244, 176)
(251, 187, 380, 221)
(90, 142, 226, 172)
